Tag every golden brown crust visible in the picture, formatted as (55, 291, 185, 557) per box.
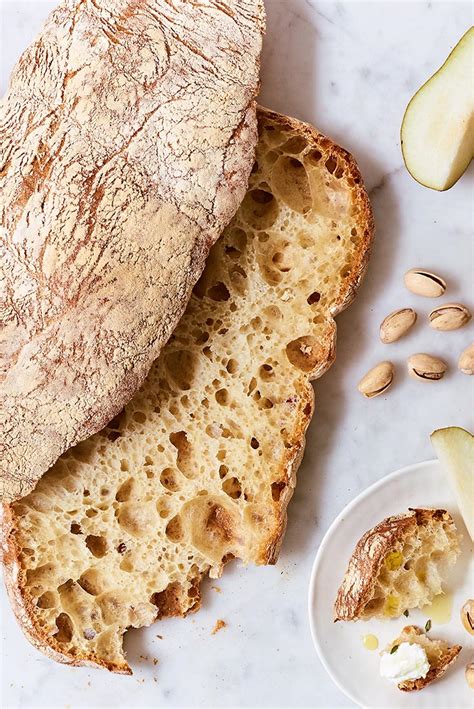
(394, 626, 462, 692)
(334, 509, 454, 621)
(0, 0, 265, 502)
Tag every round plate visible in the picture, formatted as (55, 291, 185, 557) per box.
(308, 460, 473, 708)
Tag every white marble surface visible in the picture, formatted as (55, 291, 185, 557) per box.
(1, 1, 473, 707)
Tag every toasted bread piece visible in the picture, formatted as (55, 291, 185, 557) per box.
(385, 625, 461, 691)
(2, 108, 373, 673)
(334, 509, 460, 621)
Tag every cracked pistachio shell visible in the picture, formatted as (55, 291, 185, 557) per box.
(404, 269, 446, 297)
(429, 303, 472, 331)
(380, 308, 417, 343)
(358, 361, 394, 398)
(407, 353, 447, 381)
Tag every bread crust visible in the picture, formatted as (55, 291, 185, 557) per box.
(334, 509, 454, 621)
(0, 0, 265, 502)
(257, 108, 374, 565)
(394, 626, 461, 692)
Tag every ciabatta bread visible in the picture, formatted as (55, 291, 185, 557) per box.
(0, 0, 264, 502)
(385, 625, 461, 691)
(334, 508, 460, 621)
(2, 107, 373, 673)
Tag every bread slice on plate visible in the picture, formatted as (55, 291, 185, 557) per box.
(334, 508, 460, 621)
(2, 107, 373, 673)
(0, 0, 264, 502)
(384, 625, 461, 691)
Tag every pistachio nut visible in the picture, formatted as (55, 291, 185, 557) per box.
(429, 303, 472, 331)
(404, 269, 446, 297)
(407, 353, 447, 381)
(458, 343, 474, 375)
(358, 361, 394, 398)
(380, 308, 417, 344)
(466, 663, 474, 690)
(461, 600, 474, 636)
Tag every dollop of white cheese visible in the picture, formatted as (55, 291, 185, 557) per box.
(380, 642, 430, 684)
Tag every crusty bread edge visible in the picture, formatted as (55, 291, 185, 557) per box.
(256, 107, 374, 565)
(333, 508, 456, 622)
(396, 625, 462, 692)
(1, 505, 132, 674)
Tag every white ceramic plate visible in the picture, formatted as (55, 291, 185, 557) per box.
(308, 460, 473, 708)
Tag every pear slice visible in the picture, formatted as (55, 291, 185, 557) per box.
(401, 27, 474, 191)
(431, 427, 474, 541)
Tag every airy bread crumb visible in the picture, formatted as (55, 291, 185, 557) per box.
(3, 108, 373, 673)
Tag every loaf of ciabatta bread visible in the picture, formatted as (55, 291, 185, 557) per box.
(3, 107, 373, 673)
(0, 0, 264, 502)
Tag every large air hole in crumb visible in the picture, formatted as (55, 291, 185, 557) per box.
(259, 364, 274, 380)
(247, 377, 257, 395)
(160, 468, 180, 492)
(308, 149, 322, 164)
(165, 350, 196, 390)
(272, 156, 312, 213)
(258, 397, 274, 410)
(54, 613, 74, 643)
(325, 156, 337, 174)
(70, 522, 82, 535)
(219, 465, 228, 479)
(215, 389, 230, 406)
(115, 477, 135, 502)
(307, 291, 321, 305)
(241, 188, 279, 230)
(133, 411, 146, 424)
(85, 535, 107, 558)
(226, 359, 238, 374)
(166, 515, 184, 542)
(86, 508, 98, 518)
(250, 437, 260, 449)
(207, 282, 230, 302)
(271, 482, 287, 501)
(272, 250, 291, 272)
(286, 336, 320, 372)
(169, 431, 195, 478)
(36, 591, 57, 609)
(222, 477, 242, 499)
(281, 135, 308, 153)
(78, 569, 104, 596)
(120, 459, 129, 472)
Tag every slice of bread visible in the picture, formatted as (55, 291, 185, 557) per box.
(2, 107, 373, 673)
(334, 508, 460, 622)
(384, 625, 461, 691)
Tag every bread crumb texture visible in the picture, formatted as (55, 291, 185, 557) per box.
(0, 0, 264, 502)
(3, 108, 373, 672)
(334, 509, 460, 621)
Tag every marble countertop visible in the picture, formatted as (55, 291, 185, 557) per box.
(1, 1, 472, 707)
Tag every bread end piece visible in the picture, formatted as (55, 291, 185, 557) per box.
(334, 508, 460, 621)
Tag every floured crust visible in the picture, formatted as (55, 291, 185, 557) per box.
(334, 509, 459, 621)
(0, 0, 265, 502)
(388, 625, 461, 692)
(2, 108, 374, 673)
